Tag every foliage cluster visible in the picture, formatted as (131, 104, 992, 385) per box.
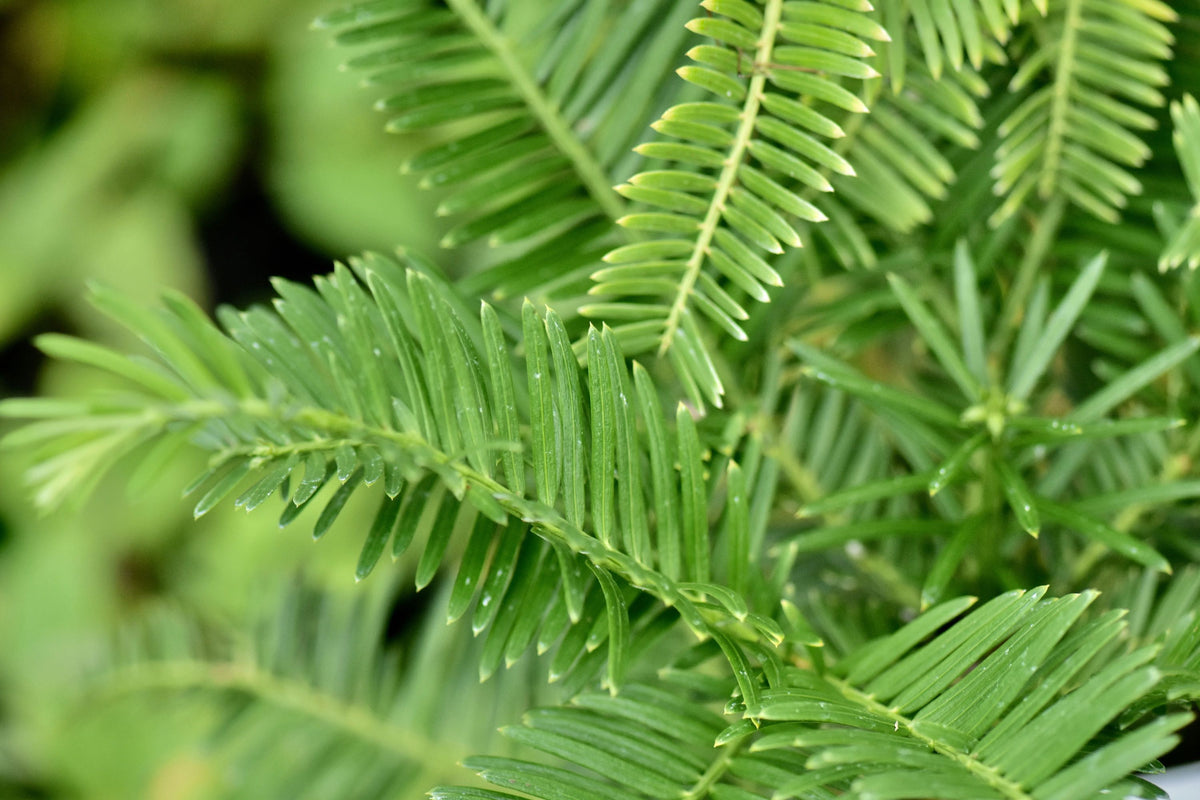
(4, 0, 1200, 797)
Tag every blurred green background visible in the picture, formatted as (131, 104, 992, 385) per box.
(0, 1, 468, 796)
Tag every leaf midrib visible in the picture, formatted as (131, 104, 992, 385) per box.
(826, 675, 1034, 800)
(659, 0, 785, 356)
(1040, 0, 1083, 198)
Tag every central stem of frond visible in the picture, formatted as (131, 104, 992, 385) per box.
(659, 0, 784, 355)
(827, 676, 1036, 800)
(1041, 0, 1082, 198)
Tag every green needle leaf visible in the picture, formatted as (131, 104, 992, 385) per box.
(1008, 252, 1106, 400)
(888, 271, 981, 399)
(953, 241, 988, 385)
(355, 495, 404, 581)
(928, 432, 986, 496)
(1037, 498, 1171, 573)
(995, 457, 1040, 537)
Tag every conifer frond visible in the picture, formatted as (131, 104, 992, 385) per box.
(586, 0, 885, 408)
(314, 0, 693, 300)
(0, 254, 784, 692)
(991, 0, 1175, 226)
(748, 588, 1193, 800)
(1161, 94, 1200, 271)
(432, 673, 778, 800)
(435, 588, 1195, 799)
(84, 581, 549, 800)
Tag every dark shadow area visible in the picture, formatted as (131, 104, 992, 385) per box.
(382, 580, 442, 648)
(196, 160, 334, 310)
(0, 309, 77, 398)
(1164, 715, 1200, 767)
